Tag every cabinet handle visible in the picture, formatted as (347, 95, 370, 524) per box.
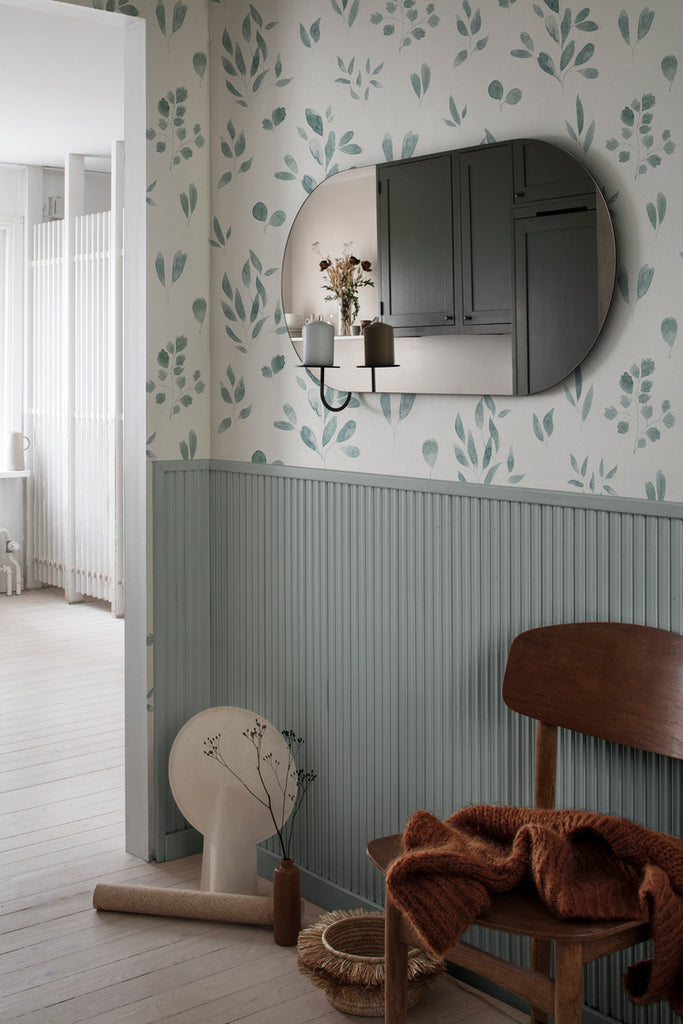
(514, 191, 525, 199)
(444, 315, 453, 321)
(463, 315, 472, 322)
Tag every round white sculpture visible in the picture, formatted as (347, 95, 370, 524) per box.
(169, 707, 297, 895)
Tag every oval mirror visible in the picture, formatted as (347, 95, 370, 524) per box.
(282, 139, 616, 396)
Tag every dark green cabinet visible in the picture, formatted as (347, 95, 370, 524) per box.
(377, 145, 512, 335)
(514, 208, 599, 394)
(512, 139, 593, 204)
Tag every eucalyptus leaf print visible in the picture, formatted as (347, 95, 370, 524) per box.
(336, 57, 384, 102)
(331, 0, 361, 31)
(155, 0, 187, 45)
(146, 88, 205, 170)
(453, 1, 488, 69)
(193, 52, 208, 84)
(644, 470, 667, 501)
(381, 131, 419, 162)
(179, 430, 198, 461)
(605, 95, 675, 178)
(532, 409, 554, 442)
(370, 1, 439, 51)
(604, 359, 675, 452)
(511, 3, 599, 88)
(147, 180, 157, 207)
(146, 336, 205, 419)
(252, 202, 286, 231)
(179, 182, 197, 222)
(646, 192, 666, 234)
(92, 0, 139, 14)
(192, 298, 207, 331)
(661, 317, 677, 356)
(422, 438, 438, 476)
(300, 19, 322, 47)
(379, 393, 416, 434)
(567, 455, 617, 494)
(276, 374, 361, 464)
(146, 431, 157, 460)
(217, 365, 252, 433)
(262, 107, 286, 131)
(222, 8, 291, 108)
(661, 55, 678, 91)
(616, 263, 654, 310)
(251, 450, 284, 465)
(617, 7, 655, 55)
(563, 367, 593, 426)
(210, 218, 232, 249)
(261, 354, 286, 378)
(221, 251, 280, 352)
(487, 80, 522, 109)
(565, 95, 595, 154)
(443, 96, 467, 131)
(411, 64, 432, 102)
(277, 108, 362, 193)
(453, 397, 524, 484)
(217, 120, 253, 188)
(155, 249, 187, 297)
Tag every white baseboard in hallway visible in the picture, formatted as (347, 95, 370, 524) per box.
(0, 587, 522, 1023)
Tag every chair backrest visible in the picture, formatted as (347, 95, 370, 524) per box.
(503, 623, 683, 767)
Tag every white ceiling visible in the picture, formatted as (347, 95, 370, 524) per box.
(0, 0, 125, 171)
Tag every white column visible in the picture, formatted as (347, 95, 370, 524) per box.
(64, 154, 85, 604)
(110, 140, 124, 617)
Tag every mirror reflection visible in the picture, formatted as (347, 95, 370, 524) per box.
(282, 139, 616, 397)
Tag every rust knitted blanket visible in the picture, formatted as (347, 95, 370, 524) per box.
(386, 805, 683, 1014)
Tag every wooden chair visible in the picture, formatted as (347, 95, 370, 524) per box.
(367, 622, 683, 1024)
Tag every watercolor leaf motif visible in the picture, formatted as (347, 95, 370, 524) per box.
(262, 107, 286, 131)
(146, 88, 205, 170)
(661, 55, 678, 91)
(380, 393, 416, 433)
(568, 455, 618, 494)
(252, 202, 286, 231)
(336, 57, 384, 102)
(646, 193, 666, 234)
(300, 18, 322, 47)
(210, 218, 232, 249)
(370, 1, 439, 51)
(617, 7, 654, 54)
(146, 336, 205, 419)
(93, 0, 139, 15)
(488, 79, 522, 109)
(381, 131, 419, 162)
(193, 51, 208, 84)
(616, 263, 654, 310)
(422, 438, 439, 475)
(217, 365, 252, 433)
(444, 95, 468, 131)
(563, 367, 594, 425)
(221, 9, 291, 109)
(532, 409, 554, 442)
(275, 374, 361, 464)
(155, 249, 187, 297)
(661, 317, 677, 356)
(511, 3, 598, 88)
(179, 430, 198, 461)
(262, 354, 286, 379)
(179, 182, 197, 222)
(277, 108, 362, 194)
(565, 94, 595, 154)
(411, 64, 432, 102)
(605, 94, 675, 179)
(644, 470, 667, 502)
(221, 251, 281, 353)
(331, 0, 361, 30)
(453, 1, 489, 69)
(155, 0, 187, 44)
(217, 120, 253, 188)
(453, 397, 523, 484)
(604, 358, 675, 453)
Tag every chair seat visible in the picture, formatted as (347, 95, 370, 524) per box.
(366, 833, 650, 948)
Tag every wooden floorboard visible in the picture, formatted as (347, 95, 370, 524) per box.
(0, 587, 523, 1023)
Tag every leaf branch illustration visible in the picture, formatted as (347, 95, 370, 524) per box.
(221, 7, 291, 109)
(371, 0, 439, 51)
(453, 0, 489, 69)
(605, 94, 675, 179)
(511, 2, 599, 89)
(604, 359, 675, 453)
(217, 120, 253, 188)
(146, 336, 205, 419)
(146, 87, 205, 170)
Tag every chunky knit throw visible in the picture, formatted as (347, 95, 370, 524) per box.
(386, 805, 683, 1014)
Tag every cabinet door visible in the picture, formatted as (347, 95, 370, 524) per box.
(514, 209, 599, 394)
(377, 156, 455, 330)
(513, 140, 593, 204)
(459, 144, 512, 329)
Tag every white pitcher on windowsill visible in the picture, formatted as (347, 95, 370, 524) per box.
(3, 432, 30, 472)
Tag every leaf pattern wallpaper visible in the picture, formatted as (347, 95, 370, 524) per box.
(71, 0, 681, 502)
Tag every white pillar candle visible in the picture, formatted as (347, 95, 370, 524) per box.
(302, 319, 335, 366)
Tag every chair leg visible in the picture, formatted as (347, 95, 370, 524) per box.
(385, 891, 409, 1024)
(530, 937, 551, 1024)
(553, 941, 583, 1024)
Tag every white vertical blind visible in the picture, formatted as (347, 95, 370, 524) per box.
(31, 209, 121, 609)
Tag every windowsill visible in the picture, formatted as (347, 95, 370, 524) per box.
(0, 470, 29, 479)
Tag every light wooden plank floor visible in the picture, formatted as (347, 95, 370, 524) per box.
(0, 587, 524, 1024)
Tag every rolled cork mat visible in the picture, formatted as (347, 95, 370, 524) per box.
(93, 883, 274, 926)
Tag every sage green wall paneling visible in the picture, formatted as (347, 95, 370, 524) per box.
(152, 462, 212, 859)
(208, 462, 681, 1024)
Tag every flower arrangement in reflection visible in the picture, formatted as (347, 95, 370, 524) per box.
(313, 241, 374, 335)
(203, 718, 317, 860)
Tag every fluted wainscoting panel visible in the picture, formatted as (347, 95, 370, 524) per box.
(153, 461, 682, 1024)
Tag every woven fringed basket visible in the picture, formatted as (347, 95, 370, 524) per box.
(297, 909, 443, 1017)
